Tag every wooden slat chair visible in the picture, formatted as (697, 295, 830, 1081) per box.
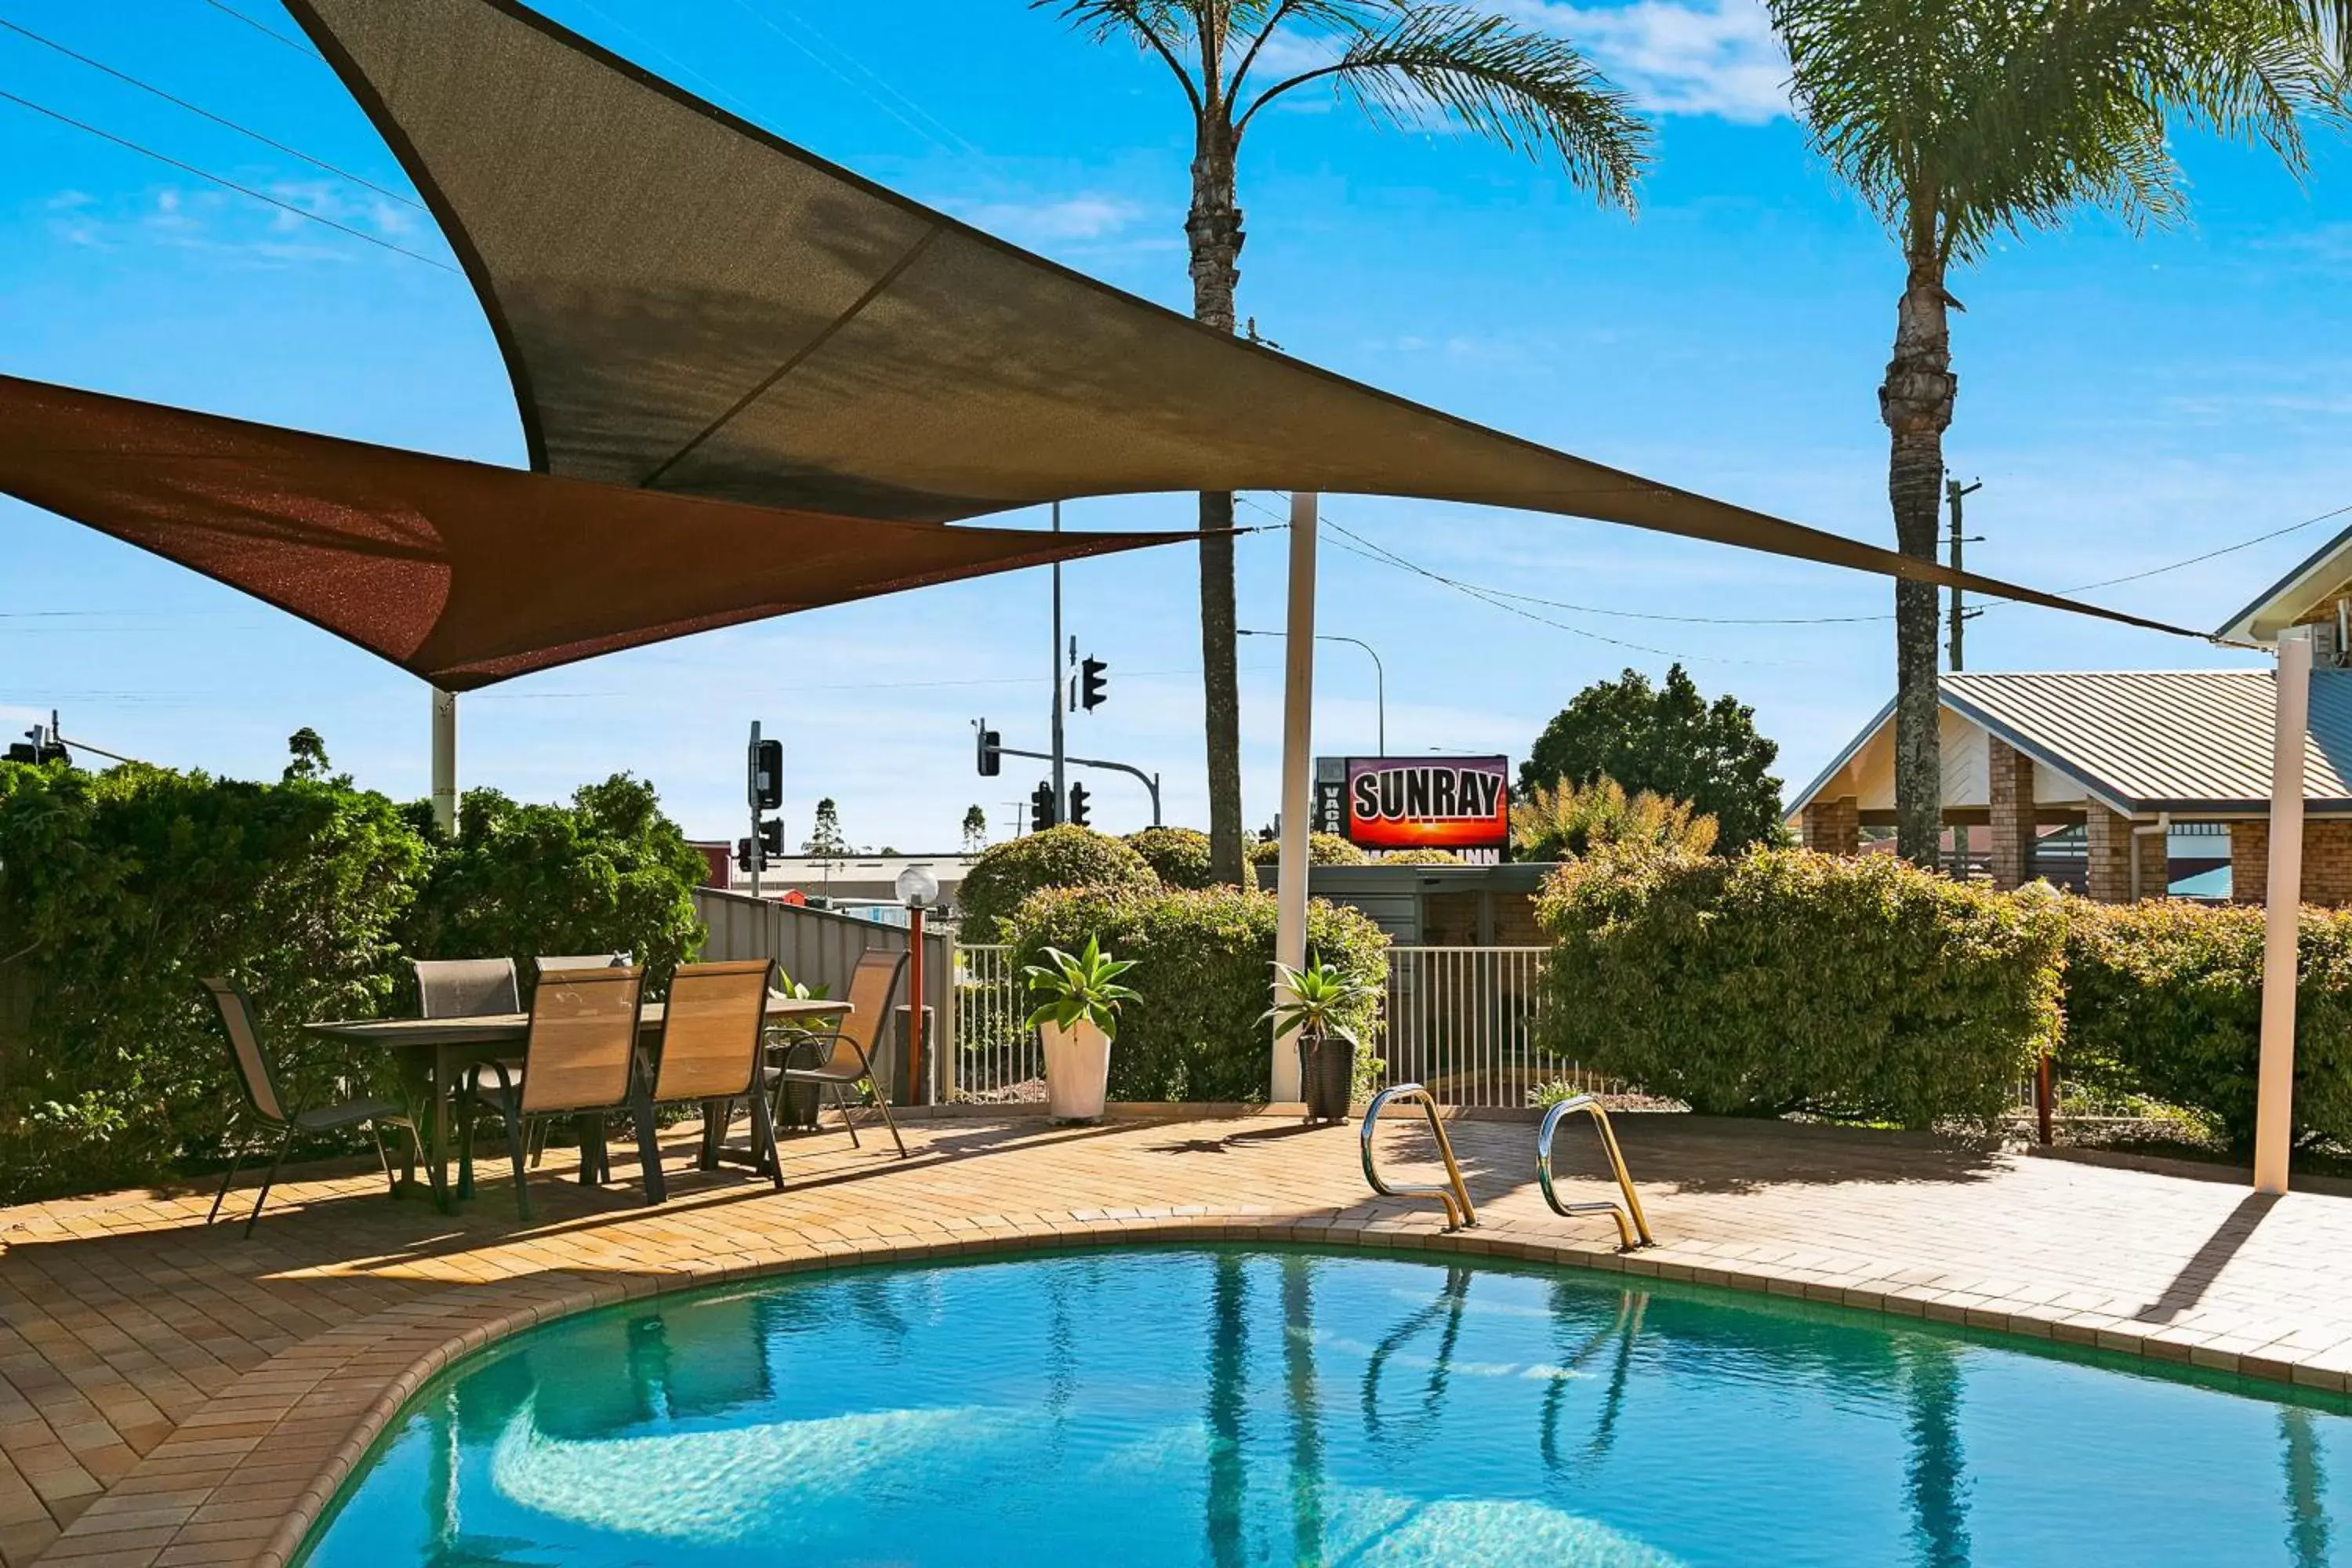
(644, 959, 785, 1199)
(532, 953, 630, 975)
(201, 977, 421, 1236)
(414, 957, 520, 1018)
(769, 949, 909, 1160)
(461, 965, 654, 1218)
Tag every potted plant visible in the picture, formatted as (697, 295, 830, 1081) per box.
(1265, 956, 1377, 1122)
(1022, 937, 1138, 1122)
(769, 971, 829, 1130)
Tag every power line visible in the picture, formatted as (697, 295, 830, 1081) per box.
(2057, 500, 2352, 596)
(718, 0, 977, 156)
(198, 0, 323, 59)
(0, 19, 423, 210)
(0, 89, 459, 273)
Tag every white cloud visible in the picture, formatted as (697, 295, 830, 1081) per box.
(956, 194, 1146, 243)
(1509, 0, 1791, 124)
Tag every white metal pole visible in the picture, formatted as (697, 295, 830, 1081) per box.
(1272, 492, 1319, 1104)
(430, 687, 458, 836)
(1051, 502, 1066, 815)
(2256, 628, 2312, 1194)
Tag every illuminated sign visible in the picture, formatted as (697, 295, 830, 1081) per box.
(1341, 756, 1510, 854)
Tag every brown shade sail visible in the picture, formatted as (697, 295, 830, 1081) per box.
(278, 0, 2198, 641)
(0, 375, 1185, 690)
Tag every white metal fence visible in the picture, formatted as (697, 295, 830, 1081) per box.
(949, 942, 1616, 1109)
(952, 945, 1044, 1102)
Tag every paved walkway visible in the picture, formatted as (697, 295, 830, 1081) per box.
(3, 1109, 2350, 1567)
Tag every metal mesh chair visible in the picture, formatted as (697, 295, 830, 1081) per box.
(770, 949, 908, 1160)
(647, 959, 784, 1195)
(201, 977, 419, 1236)
(462, 966, 652, 1218)
(415, 957, 520, 1018)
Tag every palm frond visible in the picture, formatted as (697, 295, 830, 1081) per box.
(1035, 0, 1206, 109)
(1240, 2, 1650, 209)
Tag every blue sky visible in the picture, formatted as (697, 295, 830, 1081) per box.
(5, 0, 2350, 848)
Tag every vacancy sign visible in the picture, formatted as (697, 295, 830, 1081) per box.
(1344, 756, 1510, 852)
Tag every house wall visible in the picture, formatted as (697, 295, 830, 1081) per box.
(2085, 806, 2134, 904)
(1987, 740, 2036, 891)
(1801, 797, 1860, 856)
(2227, 819, 2352, 907)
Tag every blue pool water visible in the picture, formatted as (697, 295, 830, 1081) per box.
(299, 1247, 2352, 1566)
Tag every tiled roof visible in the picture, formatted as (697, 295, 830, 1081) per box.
(1940, 670, 2352, 812)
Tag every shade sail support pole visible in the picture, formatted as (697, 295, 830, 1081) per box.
(1272, 492, 1318, 1105)
(430, 687, 458, 837)
(2256, 627, 2311, 1195)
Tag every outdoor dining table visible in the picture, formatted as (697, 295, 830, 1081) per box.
(306, 994, 851, 1212)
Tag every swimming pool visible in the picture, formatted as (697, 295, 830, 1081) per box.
(298, 1246, 2350, 1566)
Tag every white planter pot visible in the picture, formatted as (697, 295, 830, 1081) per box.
(1041, 1018, 1112, 1122)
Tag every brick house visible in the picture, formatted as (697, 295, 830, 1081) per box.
(1789, 521, 2352, 907)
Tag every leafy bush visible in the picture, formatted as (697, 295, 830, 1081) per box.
(1246, 832, 1366, 866)
(1534, 847, 2063, 1127)
(0, 760, 425, 1200)
(2061, 898, 2352, 1151)
(1008, 884, 1387, 1102)
(1511, 775, 1718, 862)
(1124, 826, 1214, 889)
(401, 776, 707, 997)
(955, 826, 1159, 935)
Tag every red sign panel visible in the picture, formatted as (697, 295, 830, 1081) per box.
(1344, 756, 1510, 851)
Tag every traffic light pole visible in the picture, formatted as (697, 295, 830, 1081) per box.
(746, 719, 764, 900)
(1050, 502, 1066, 811)
(993, 740, 1162, 826)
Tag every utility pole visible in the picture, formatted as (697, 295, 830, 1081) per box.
(1050, 501, 1066, 812)
(1946, 476, 1983, 672)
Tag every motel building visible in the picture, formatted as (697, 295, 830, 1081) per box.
(1788, 524, 2352, 906)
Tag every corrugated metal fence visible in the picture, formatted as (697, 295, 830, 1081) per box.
(691, 887, 954, 1104)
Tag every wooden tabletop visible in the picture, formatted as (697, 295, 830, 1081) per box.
(305, 994, 849, 1048)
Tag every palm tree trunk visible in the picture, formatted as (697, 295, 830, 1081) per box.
(1190, 118, 1247, 884)
(1881, 238, 1955, 868)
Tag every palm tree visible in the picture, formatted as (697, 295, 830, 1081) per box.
(1036, 1, 1651, 884)
(1767, 0, 2324, 865)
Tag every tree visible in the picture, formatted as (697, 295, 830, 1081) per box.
(804, 797, 850, 857)
(1038, 0, 1650, 887)
(1510, 775, 1718, 862)
(1521, 665, 1787, 853)
(281, 727, 331, 783)
(962, 804, 989, 854)
(1767, 0, 2321, 864)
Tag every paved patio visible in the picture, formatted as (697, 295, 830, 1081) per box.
(3, 1108, 2350, 1568)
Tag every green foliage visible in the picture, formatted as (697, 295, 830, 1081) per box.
(1511, 775, 1719, 862)
(1534, 847, 2063, 1127)
(1263, 956, 1382, 1047)
(1009, 884, 1388, 1102)
(0, 760, 424, 1200)
(1124, 826, 1215, 889)
(401, 776, 706, 996)
(2060, 898, 2352, 1152)
(1520, 665, 1788, 854)
(1022, 935, 1142, 1039)
(1246, 832, 1367, 867)
(955, 825, 1160, 935)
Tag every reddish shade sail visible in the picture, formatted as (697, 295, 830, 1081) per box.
(0, 375, 1189, 690)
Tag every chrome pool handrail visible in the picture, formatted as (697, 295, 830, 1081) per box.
(1537, 1094, 1654, 1251)
(1359, 1083, 1476, 1230)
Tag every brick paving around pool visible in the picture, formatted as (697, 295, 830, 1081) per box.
(4, 1108, 2351, 1567)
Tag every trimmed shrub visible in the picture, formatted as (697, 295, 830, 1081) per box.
(1246, 833, 1366, 866)
(401, 775, 707, 996)
(2061, 898, 2352, 1151)
(956, 825, 1159, 935)
(1124, 826, 1214, 889)
(1534, 847, 2063, 1127)
(1008, 884, 1387, 1102)
(0, 761, 425, 1200)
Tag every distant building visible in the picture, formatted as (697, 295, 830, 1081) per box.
(691, 850, 981, 922)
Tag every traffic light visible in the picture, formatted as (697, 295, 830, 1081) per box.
(5, 720, 66, 766)
(1029, 780, 1058, 833)
(1079, 656, 1108, 712)
(750, 738, 783, 810)
(976, 722, 1001, 778)
(734, 837, 754, 871)
(757, 816, 786, 859)
(1067, 782, 1091, 829)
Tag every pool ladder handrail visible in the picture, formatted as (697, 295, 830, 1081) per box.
(1359, 1083, 1476, 1230)
(1537, 1094, 1654, 1251)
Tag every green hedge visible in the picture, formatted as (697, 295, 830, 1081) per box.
(1008, 884, 1388, 1102)
(2061, 898, 2352, 1151)
(955, 826, 1159, 935)
(0, 758, 708, 1201)
(1123, 826, 1214, 889)
(1534, 848, 2064, 1127)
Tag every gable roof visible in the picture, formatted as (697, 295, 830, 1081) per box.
(1794, 670, 2352, 817)
(2215, 520, 2352, 644)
